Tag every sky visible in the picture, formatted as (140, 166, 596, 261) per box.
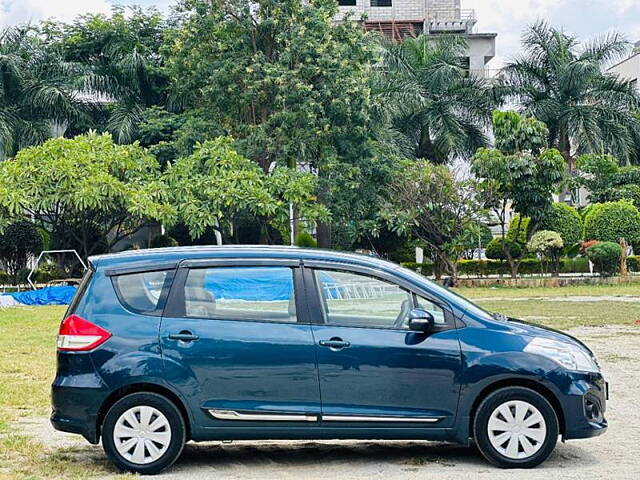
(0, 0, 639, 69)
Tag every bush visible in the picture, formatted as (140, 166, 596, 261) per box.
(295, 231, 317, 248)
(584, 201, 640, 248)
(506, 214, 531, 245)
(150, 235, 179, 249)
(585, 242, 623, 277)
(0, 270, 8, 285)
(538, 203, 583, 247)
(0, 221, 44, 283)
(485, 238, 522, 260)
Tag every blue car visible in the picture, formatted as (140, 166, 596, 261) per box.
(52, 246, 608, 474)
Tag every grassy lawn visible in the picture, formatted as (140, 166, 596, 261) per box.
(1, 285, 639, 478)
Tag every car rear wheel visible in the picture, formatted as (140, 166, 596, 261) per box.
(102, 392, 186, 475)
(473, 386, 559, 469)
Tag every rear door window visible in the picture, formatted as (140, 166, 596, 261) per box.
(182, 267, 297, 323)
(112, 270, 173, 315)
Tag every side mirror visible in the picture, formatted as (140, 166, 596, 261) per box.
(408, 309, 435, 332)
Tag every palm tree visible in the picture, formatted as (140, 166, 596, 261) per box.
(375, 34, 494, 164)
(499, 21, 640, 168)
(0, 27, 88, 159)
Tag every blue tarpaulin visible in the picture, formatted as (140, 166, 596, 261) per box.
(203, 267, 293, 301)
(3, 286, 78, 306)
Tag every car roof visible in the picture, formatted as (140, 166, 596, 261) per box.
(89, 245, 401, 273)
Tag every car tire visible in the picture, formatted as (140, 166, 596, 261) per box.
(473, 386, 559, 469)
(102, 392, 186, 475)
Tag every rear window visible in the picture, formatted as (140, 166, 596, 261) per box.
(112, 270, 173, 315)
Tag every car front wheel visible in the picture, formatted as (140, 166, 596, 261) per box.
(102, 392, 186, 475)
(473, 386, 559, 468)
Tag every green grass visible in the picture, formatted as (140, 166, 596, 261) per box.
(456, 282, 640, 299)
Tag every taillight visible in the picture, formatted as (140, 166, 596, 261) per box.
(57, 314, 112, 352)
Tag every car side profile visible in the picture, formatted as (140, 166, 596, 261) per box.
(52, 246, 608, 474)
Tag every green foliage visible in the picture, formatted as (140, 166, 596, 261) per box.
(381, 160, 482, 278)
(586, 242, 623, 277)
(295, 231, 317, 248)
(527, 230, 564, 255)
(538, 203, 583, 247)
(492, 110, 548, 155)
(149, 235, 179, 249)
(576, 154, 640, 206)
(164, 137, 329, 241)
(583, 201, 640, 247)
(0, 132, 173, 259)
(485, 239, 522, 261)
(456, 222, 493, 258)
(499, 21, 640, 164)
(378, 34, 494, 163)
(506, 214, 531, 246)
(42, 6, 170, 143)
(0, 221, 43, 282)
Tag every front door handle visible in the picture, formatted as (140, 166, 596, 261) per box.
(319, 338, 351, 350)
(168, 332, 200, 343)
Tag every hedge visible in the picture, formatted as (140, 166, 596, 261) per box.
(584, 201, 640, 247)
(401, 257, 592, 277)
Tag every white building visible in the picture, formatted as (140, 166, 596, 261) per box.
(608, 41, 640, 88)
(336, 0, 497, 77)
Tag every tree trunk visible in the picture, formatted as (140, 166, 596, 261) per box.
(316, 222, 331, 249)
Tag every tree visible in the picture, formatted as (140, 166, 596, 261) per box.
(499, 21, 640, 168)
(576, 154, 640, 206)
(0, 221, 44, 284)
(583, 201, 640, 248)
(377, 34, 494, 163)
(163, 137, 329, 243)
(165, 0, 378, 247)
(472, 111, 566, 278)
(527, 230, 563, 276)
(586, 241, 623, 277)
(0, 26, 89, 159)
(381, 160, 483, 280)
(41, 6, 170, 143)
(0, 132, 173, 259)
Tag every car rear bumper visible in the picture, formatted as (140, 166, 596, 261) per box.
(51, 384, 106, 444)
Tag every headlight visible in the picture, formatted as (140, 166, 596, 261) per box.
(524, 337, 600, 373)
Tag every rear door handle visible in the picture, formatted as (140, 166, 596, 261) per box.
(319, 339, 351, 350)
(168, 332, 200, 342)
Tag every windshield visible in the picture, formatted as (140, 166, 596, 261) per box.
(393, 265, 495, 321)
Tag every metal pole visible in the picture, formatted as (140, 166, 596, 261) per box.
(289, 202, 295, 246)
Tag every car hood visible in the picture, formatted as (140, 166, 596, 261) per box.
(501, 315, 594, 355)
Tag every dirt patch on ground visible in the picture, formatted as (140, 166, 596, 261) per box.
(18, 326, 640, 480)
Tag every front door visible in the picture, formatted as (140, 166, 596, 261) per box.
(307, 267, 462, 428)
(160, 263, 321, 434)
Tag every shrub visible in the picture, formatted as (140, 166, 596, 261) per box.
(0, 221, 44, 284)
(150, 235, 179, 249)
(584, 201, 640, 247)
(527, 231, 564, 255)
(485, 238, 522, 260)
(538, 203, 583, 247)
(506, 214, 531, 246)
(585, 242, 623, 277)
(295, 231, 317, 248)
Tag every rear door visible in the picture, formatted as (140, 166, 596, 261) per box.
(305, 263, 462, 428)
(160, 260, 321, 433)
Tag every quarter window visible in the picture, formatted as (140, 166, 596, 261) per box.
(183, 267, 297, 323)
(313, 270, 412, 329)
(112, 270, 171, 315)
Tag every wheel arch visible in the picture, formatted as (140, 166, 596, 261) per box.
(97, 382, 193, 441)
(468, 378, 566, 438)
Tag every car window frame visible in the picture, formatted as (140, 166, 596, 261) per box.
(303, 261, 456, 332)
(163, 259, 311, 325)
